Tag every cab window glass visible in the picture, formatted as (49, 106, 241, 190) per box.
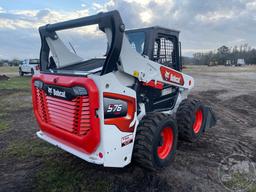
(153, 37, 174, 66)
(126, 32, 145, 54)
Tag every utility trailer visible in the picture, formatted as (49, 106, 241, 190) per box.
(32, 10, 216, 170)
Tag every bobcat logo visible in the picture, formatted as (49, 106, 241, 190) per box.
(48, 87, 53, 95)
(160, 66, 184, 85)
(164, 71, 170, 80)
(164, 71, 180, 84)
(47, 87, 66, 98)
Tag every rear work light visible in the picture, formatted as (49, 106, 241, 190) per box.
(34, 80, 43, 89)
(73, 86, 88, 96)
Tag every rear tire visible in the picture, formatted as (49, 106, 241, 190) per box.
(133, 113, 178, 171)
(176, 99, 206, 142)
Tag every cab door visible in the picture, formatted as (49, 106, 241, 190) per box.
(152, 34, 179, 70)
(146, 34, 180, 112)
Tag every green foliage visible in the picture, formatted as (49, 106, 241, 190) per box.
(223, 172, 254, 191)
(193, 44, 256, 65)
(0, 121, 8, 133)
(248, 184, 256, 192)
(0, 60, 21, 67)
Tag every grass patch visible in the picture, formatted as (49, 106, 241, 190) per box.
(223, 172, 256, 192)
(4, 139, 60, 160)
(0, 121, 9, 133)
(0, 91, 32, 112)
(0, 66, 19, 73)
(0, 77, 31, 111)
(35, 159, 112, 192)
(249, 184, 256, 192)
(0, 76, 31, 90)
(0, 112, 7, 119)
(4, 139, 113, 191)
(2, 136, 112, 191)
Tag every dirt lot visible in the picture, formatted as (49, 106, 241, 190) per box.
(0, 65, 256, 192)
(0, 66, 19, 77)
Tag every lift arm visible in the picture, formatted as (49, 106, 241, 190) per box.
(119, 36, 194, 90)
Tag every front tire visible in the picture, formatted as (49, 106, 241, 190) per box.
(133, 113, 178, 171)
(31, 69, 34, 76)
(176, 99, 206, 142)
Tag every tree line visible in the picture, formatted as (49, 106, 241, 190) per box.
(0, 59, 21, 67)
(188, 44, 256, 65)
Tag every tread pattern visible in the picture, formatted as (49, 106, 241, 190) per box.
(176, 98, 203, 142)
(133, 113, 171, 171)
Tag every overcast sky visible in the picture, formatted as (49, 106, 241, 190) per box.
(0, 0, 256, 59)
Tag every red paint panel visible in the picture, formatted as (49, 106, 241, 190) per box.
(104, 92, 136, 133)
(160, 66, 184, 85)
(143, 80, 164, 90)
(32, 74, 100, 154)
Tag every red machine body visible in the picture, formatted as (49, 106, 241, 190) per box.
(32, 74, 100, 154)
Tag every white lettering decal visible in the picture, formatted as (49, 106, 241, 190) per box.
(52, 89, 66, 98)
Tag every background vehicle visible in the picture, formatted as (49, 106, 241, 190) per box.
(32, 10, 216, 170)
(225, 60, 232, 66)
(236, 58, 246, 66)
(19, 59, 40, 76)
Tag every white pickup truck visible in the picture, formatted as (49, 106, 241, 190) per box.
(19, 59, 40, 76)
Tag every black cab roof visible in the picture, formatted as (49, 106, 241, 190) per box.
(126, 26, 180, 38)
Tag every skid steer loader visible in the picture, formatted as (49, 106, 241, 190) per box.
(32, 10, 216, 170)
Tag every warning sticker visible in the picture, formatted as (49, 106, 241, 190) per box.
(121, 134, 133, 147)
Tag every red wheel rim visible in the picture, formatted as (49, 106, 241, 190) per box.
(193, 109, 203, 134)
(157, 127, 174, 159)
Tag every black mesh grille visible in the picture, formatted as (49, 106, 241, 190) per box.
(153, 37, 174, 65)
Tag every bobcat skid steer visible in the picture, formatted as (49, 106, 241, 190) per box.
(32, 10, 216, 170)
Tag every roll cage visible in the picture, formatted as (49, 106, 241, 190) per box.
(39, 10, 182, 76)
(39, 10, 125, 75)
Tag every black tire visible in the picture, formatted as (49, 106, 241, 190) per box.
(133, 113, 178, 171)
(31, 69, 34, 76)
(176, 99, 206, 142)
(19, 68, 24, 76)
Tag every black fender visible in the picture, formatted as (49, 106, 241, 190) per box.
(203, 106, 217, 131)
